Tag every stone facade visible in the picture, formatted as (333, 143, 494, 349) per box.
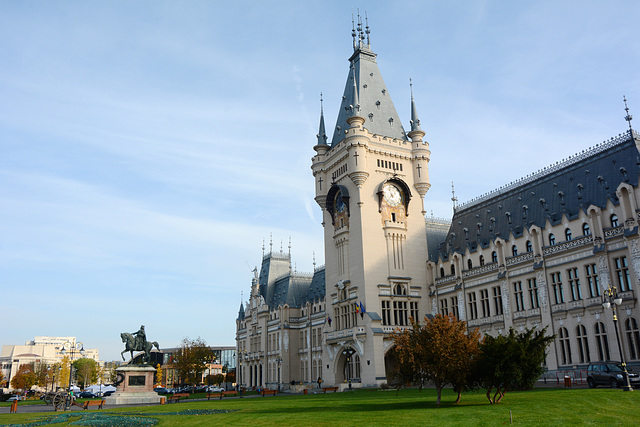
(236, 26, 640, 390)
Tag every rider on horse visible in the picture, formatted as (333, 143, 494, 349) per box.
(132, 325, 146, 351)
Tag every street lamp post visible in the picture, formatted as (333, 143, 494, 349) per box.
(602, 286, 634, 391)
(60, 341, 85, 410)
(342, 348, 356, 391)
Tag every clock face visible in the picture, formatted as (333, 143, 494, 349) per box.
(335, 191, 346, 213)
(383, 184, 402, 206)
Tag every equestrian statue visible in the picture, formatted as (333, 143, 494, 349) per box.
(120, 325, 160, 364)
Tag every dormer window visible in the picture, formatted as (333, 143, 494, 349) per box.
(526, 240, 533, 253)
(565, 228, 572, 241)
(582, 223, 591, 236)
(468, 259, 473, 269)
(549, 234, 556, 246)
(512, 245, 518, 257)
(491, 251, 498, 263)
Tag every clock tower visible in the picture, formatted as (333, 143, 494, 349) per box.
(311, 18, 431, 387)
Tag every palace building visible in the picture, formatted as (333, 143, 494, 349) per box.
(236, 21, 640, 390)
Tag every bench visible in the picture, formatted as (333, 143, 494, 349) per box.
(261, 389, 277, 397)
(323, 387, 339, 393)
(167, 393, 189, 403)
(206, 390, 238, 400)
(83, 400, 105, 410)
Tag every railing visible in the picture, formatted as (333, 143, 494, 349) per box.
(543, 235, 593, 255)
(506, 251, 534, 266)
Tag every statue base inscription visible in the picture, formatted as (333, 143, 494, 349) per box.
(104, 366, 161, 405)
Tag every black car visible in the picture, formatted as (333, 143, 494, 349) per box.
(154, 387, 169, 395)
(77, 391, 96, 399)
(103, 390, 115, 397)
(587, 362, 640, 388)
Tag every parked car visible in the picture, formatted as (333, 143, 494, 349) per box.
(154, 387, 169, 395)
(77, 391, 96, 399)
(206, 386, 224, 393)
(7, 395, 23, 401)
(103, 390, 115, 397)
(587, 362, 640, 388)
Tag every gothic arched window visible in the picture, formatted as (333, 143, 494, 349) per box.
(549, 234, 556, 246)
(565, 228, 572, 241)
(526, 240, 533, 252)
(611, 214, 619, 228)
(583, 223, 591, 236)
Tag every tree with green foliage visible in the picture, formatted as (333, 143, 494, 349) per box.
(11, 363, 37, 391)
(476, 327, 555, 404)
(172, 337, 214, 387)
(73, 358, 99, 388)
(33, 361, 49, 388)
(392, 314, 481, 406)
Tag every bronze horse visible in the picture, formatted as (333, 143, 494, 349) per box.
(120, 332, 159, 364)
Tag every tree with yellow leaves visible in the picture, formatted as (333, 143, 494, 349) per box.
(155, 363, 163, 386)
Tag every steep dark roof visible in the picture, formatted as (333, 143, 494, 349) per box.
(436, 130, 640, 259)
(330, 41, 406, 146)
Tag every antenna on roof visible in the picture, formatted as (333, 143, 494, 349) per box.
(313, 251, 316, 270)
(270, 233, 273, 253)
(262, 238, 265, 257)
(288, 236, 291, 257)
(451, 181, 458, 212)
(624, 95, 634, 133)
(365, 12, 370, 46)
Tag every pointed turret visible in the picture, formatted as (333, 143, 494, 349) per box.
(408, 79, 425, 141)
(313, 95, 329, 209)
(237, 302, 245, 321)
(317, 94, 328, 146)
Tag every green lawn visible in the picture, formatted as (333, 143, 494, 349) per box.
(1, 387, 639, 426)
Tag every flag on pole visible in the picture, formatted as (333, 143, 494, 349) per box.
(359, 301, 365, 318)
(327, 316, 332, 326)
(355, 303, 360, 313)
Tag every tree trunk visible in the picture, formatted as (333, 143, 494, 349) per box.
(454, 390, 462, 404)
(486, 387, 494, 404)
(436, 385, 442, 407)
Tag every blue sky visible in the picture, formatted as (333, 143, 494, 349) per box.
(1, 1, 639, 361)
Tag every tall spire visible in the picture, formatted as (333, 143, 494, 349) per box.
(331, 14, 406, 145)
(451, 181, 458, 212)
(624, 95, 634, 133)
(352, 12, 357, 50)
(316, 93, 328, 145)
(409, 78, 422, 132)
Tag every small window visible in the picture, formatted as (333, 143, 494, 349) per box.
(479, 255, 485, 266)
(611, 214, 619, 228)
(565, 228, 572, 241)
(549, 234, 556, 246)
(526, 240, 533, 253)
(468, 259, 473, 270)
(440, 268, 445, 278)
(451, 264, 456, 276)
(582, 223, 591, 236)
(512, 245, 518, 256)
(492, 251, 498, 263)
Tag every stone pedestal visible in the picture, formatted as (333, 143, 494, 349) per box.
(105, 365, 162, 405)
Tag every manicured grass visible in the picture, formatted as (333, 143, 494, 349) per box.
(1, 387, 639, 426)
